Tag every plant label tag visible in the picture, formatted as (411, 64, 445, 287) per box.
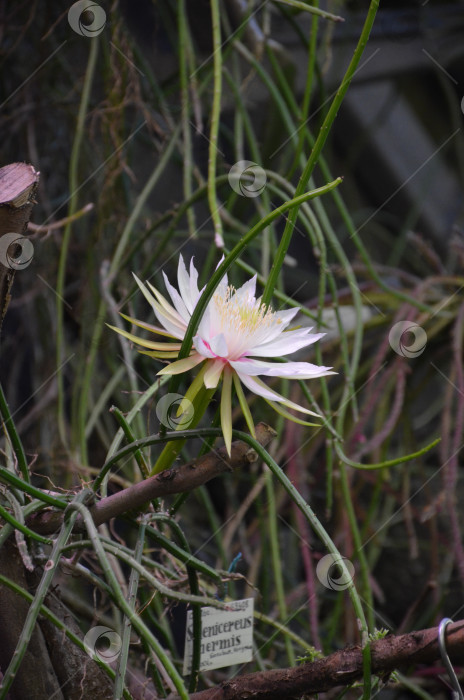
(183, 598, 254, 675)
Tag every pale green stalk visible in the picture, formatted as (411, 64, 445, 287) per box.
(265, 468, 296, 665)
(110, 406, 150, 479)
(208, 0, 224, 247)
(66, 501, 190, 699)
(148, 514, 202, 692)
(0, 501, 52, 547)
(262, 0, 380, 308)
(335, 438, 440, 470)
(287, 0, 320, 177)
(178, 0, 196, 238)
(57, 38, 99, 448)
(0, 466, 67, 508)
(243, 436, 372, 698)
(77, 126, 181, 464)
(0, 381, 29, 484)
(273, 0, 343, 21)
(114, 519, 146, 700)
(85, 365, 126, 438)
(0, 498, 54, 549)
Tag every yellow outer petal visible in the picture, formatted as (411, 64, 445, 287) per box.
(107, 324, 182, 351)
(221, 367, 233, 456)
(133, 274, 185, 334)
(203, 359, 225, 389)
(138, 350, 182, 359)
(157, 354, 205, 375)
(119, 312, 177, 338)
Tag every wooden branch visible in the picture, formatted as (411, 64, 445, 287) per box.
(0, 162, 39, 331)
(27, 423, 276, 535)
(0, 162, 60, 700)
(39, 592, 113, 700)
(0, 542, 66, 700)
(171, 620, 464, 700)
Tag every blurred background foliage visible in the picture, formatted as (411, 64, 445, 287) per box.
(1, 0, 464, 698)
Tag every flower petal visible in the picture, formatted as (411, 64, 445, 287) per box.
(234, 274, 256, 303)
(133, 274, 186, 339)
(108, 324, 182, 351)
(245, 307, 300, 347)
(203, 359, 225, 389)
(273, 307, 300, 328)
(264, 399, 321, 427)
(177, 256, 202, 314)
(119, 312, 177, 338)
(157, 354, 205, 375)
(251, 329, 326, 357)
(215, 256, 228, 297)
(146, 280, 186, 327)
(138, 350, 181, 359)
(230, 358, 335, 379)
(221, 368, 233, 456)
(162, 271, 191, 324)
(235, 371, 321, 417)
(194, 336, 215, 358)
(209, 333, 229, 358)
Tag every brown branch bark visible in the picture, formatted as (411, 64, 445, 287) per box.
(171, 620, 464, 700)
(0, 162, 111, 700)
(0, 162, 67, 699)
(39, 592, 113, 700)
(0, 162, 39, 331)
(0, 542, 65, 700)
(27, 423, 276, 535)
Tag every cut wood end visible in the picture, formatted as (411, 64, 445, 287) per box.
(0, 163, 40, 207)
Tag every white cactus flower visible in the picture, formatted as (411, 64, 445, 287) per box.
(111, 256, 335, 455)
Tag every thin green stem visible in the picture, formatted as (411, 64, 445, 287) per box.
(149, 514, 202, 692)
(265, 469, 296, 665)
(208, 0, 224, 248)
(114, 519, 146, 700)
(57, 38, 99, 448)
(150, 381, 216, 475)
(0, 503, 52, 546)
(0, 381, 29, 483)
(66, 502, 190, 699)
(110, 406, 150, 479)
(287, 0, 319, 178)
(335, 438, 441, 470)
(262, 0, 380, 307)
(77, 126, 182, 463)
(178, 0, 197, 238)
(0, 467, 67, 508)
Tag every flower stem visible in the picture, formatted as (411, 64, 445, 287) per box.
(57, 37, 98, 451)
(208, 0, 224, 247)
(261, 0, 380, 308)
(150, 384, 216, 475)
